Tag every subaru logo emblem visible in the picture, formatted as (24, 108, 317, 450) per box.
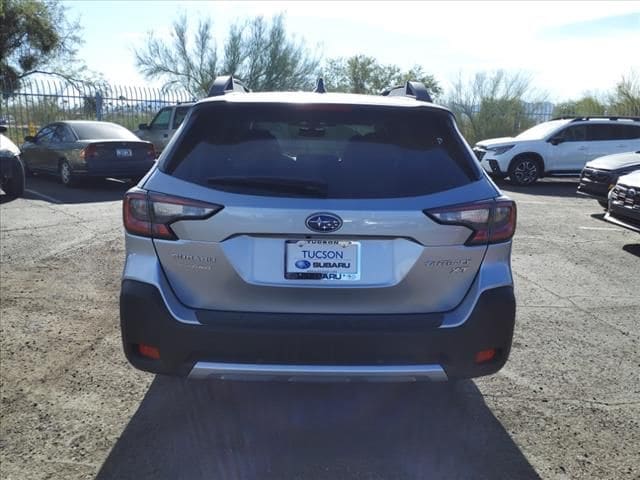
(295, 260, 311, 269)
(305, 213, 343, 233)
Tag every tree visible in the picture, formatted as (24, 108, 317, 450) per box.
(446, 70, 545, 144)
(552, 95, 606, 117)
(0, 0, 87, 91)
(134, 14, 321, 97)
(608, 70, 640, 116)
(552, 73, 640, 118)
(323, 54, 442, 98)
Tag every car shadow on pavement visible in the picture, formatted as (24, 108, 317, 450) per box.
(496, 178, 581, 198)
(622, 244, 640, 257)
(96, 376, 540, 480)
(24, 175, 131, 204)
(0, 193, 20, 204)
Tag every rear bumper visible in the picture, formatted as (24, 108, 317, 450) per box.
(120, 280, 516, 381)
(74, 161, 154, 178)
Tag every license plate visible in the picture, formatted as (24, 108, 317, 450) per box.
(116, 148, 133, 157)
(285, 240, 360, 280)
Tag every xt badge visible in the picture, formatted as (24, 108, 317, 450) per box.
(450, 266, 468, 274)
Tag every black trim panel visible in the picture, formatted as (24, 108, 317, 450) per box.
(120, 280, 516, 379)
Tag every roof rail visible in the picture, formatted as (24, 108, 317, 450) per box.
(208, 75, 250, 97)
(552, 115, 640, 122)
(381, 81, 432, 102)
(313, 77, 327, 93)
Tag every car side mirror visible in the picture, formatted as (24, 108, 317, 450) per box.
(0, 125, 7, 134)
(24, 135, 36, 143)
(549, 136, 564, 146)
(138, 123, 149, 130)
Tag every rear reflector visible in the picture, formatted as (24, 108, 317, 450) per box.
(474, 348, 497, 364)
(123, 188, 223, 240)
(425, 198, 517, 245)
(138, 344, 161, 360)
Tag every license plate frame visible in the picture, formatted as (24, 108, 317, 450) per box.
(284, 239, 360, 281)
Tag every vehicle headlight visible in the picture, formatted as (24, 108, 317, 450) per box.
(488, 145, 515, 155)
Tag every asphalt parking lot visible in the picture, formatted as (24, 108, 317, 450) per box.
(1, 175, 639, 480)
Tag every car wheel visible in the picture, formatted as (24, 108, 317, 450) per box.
(3, 157, 26, 197)
(598, 200, 609, 210)
(508, 157, 541, 186)
(59, 160, 76, 187)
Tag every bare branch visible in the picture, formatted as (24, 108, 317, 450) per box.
(133, 13, 319, 97)
(445, 70, 545, 144)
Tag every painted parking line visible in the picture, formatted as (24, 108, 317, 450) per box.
(24, 189, 62, 204)
(578, 226, 625, 231)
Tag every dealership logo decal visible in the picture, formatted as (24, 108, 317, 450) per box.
(295, 260, 311, 269)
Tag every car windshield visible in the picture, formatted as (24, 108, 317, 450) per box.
(165, 103, 479, 198)
(71, 122, 138, 140)
(515, 119, 570, 140)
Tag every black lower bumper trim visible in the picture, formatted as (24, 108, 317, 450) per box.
(488, 159, 502, 174)
(120, 280, 516, 379)
(577, 181, 609, 200)
(606, 205, 640, 232)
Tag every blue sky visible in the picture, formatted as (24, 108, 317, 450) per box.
(63, 0, 640, 101)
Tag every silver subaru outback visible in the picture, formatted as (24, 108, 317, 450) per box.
(120, 77, 517, 382)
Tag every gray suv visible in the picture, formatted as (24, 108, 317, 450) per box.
(120, 76, 517, 382)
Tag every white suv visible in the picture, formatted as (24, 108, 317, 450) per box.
(474, 117, 640, 185)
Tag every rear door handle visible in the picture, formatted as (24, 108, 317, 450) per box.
(578, 147, 587, 151)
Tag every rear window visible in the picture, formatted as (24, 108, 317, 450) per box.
(164, 103, 479, 198)
(612, 124, 640, 140)
(71, 123, 138, 140)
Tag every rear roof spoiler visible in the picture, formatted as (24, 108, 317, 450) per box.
(381, 81, 432, 103)
(208, 75, 251, 97)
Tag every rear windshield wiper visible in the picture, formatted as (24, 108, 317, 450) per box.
(206, 176, 328, 197)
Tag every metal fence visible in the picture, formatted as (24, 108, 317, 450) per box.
(0, 78, 194, 144)
(1, 77, 637, 147)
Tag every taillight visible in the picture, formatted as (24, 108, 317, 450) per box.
(123, 189, 223, 240)
(80, 144, 98, 160)
(146, 144, 156, 160)
(425, 198, 516, 245)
